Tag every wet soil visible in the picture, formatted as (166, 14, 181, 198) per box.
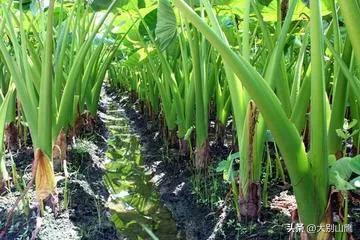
(102, 91, 214, 240)
(104, 87, 292, 240)
(2, 86, 359, 240)
(0, 113, 119, 240)
(104, 87, 360, 240)
(100, 95, 184, 240)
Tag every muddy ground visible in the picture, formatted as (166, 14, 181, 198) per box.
(1, 87, 359, 240)
(103, 91, 216, 240)
(1, 89, 219, 240)
(105, 87, 292, 240)
(106, 86, 360, 240)
(0, 104, 119, 239)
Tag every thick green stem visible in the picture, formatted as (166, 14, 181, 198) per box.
(38, 0, 55, 157)
(338, 0, 360, 64)
(174, 0, 319, 226)
(328, 37, 352, 156)
(309, 0, 328, 223)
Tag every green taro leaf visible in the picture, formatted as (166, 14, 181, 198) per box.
(330, 172, 355, 191)
(329, 155, 360, 191)
(139, 8, 157, 39)
(155, 0, 177, 51)
(350, 156, 360, 175)
(329, 157, 353, 181)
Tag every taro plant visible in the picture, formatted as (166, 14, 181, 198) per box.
(187, 0, 306, 219)
(173, 0, 360, 238)
(0, 0, 58, 202)
(104, 0, 360, 238)
(0, 85, 15, 189)
(0, 60, 17, 151)
(0, 0, 119, 203)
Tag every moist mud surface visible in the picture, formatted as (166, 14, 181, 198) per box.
(4, 88, 356, 240)
(0, 88, 218, 240)
(103, 87, 292, 240)
(0, 110, 119, 240)
(102, 90, 214, 240)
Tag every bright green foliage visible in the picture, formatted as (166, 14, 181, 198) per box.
(1, 0, 360, 238)
(0, 0, 121, 200)
(0, 85, 15, 183)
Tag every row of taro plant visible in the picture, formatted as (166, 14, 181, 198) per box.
(109, 0, 360, 239)
(0, 0, 126, 213)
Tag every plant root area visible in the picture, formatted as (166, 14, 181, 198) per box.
(0, 88, 359, 240)
(0, 111, 118, 240)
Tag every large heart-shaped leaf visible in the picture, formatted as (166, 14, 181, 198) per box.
(329, 155, 360, 190)
(155, 0, 177, 51)
(329, 157, 353, 180)
(139, 8, 157, 39)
